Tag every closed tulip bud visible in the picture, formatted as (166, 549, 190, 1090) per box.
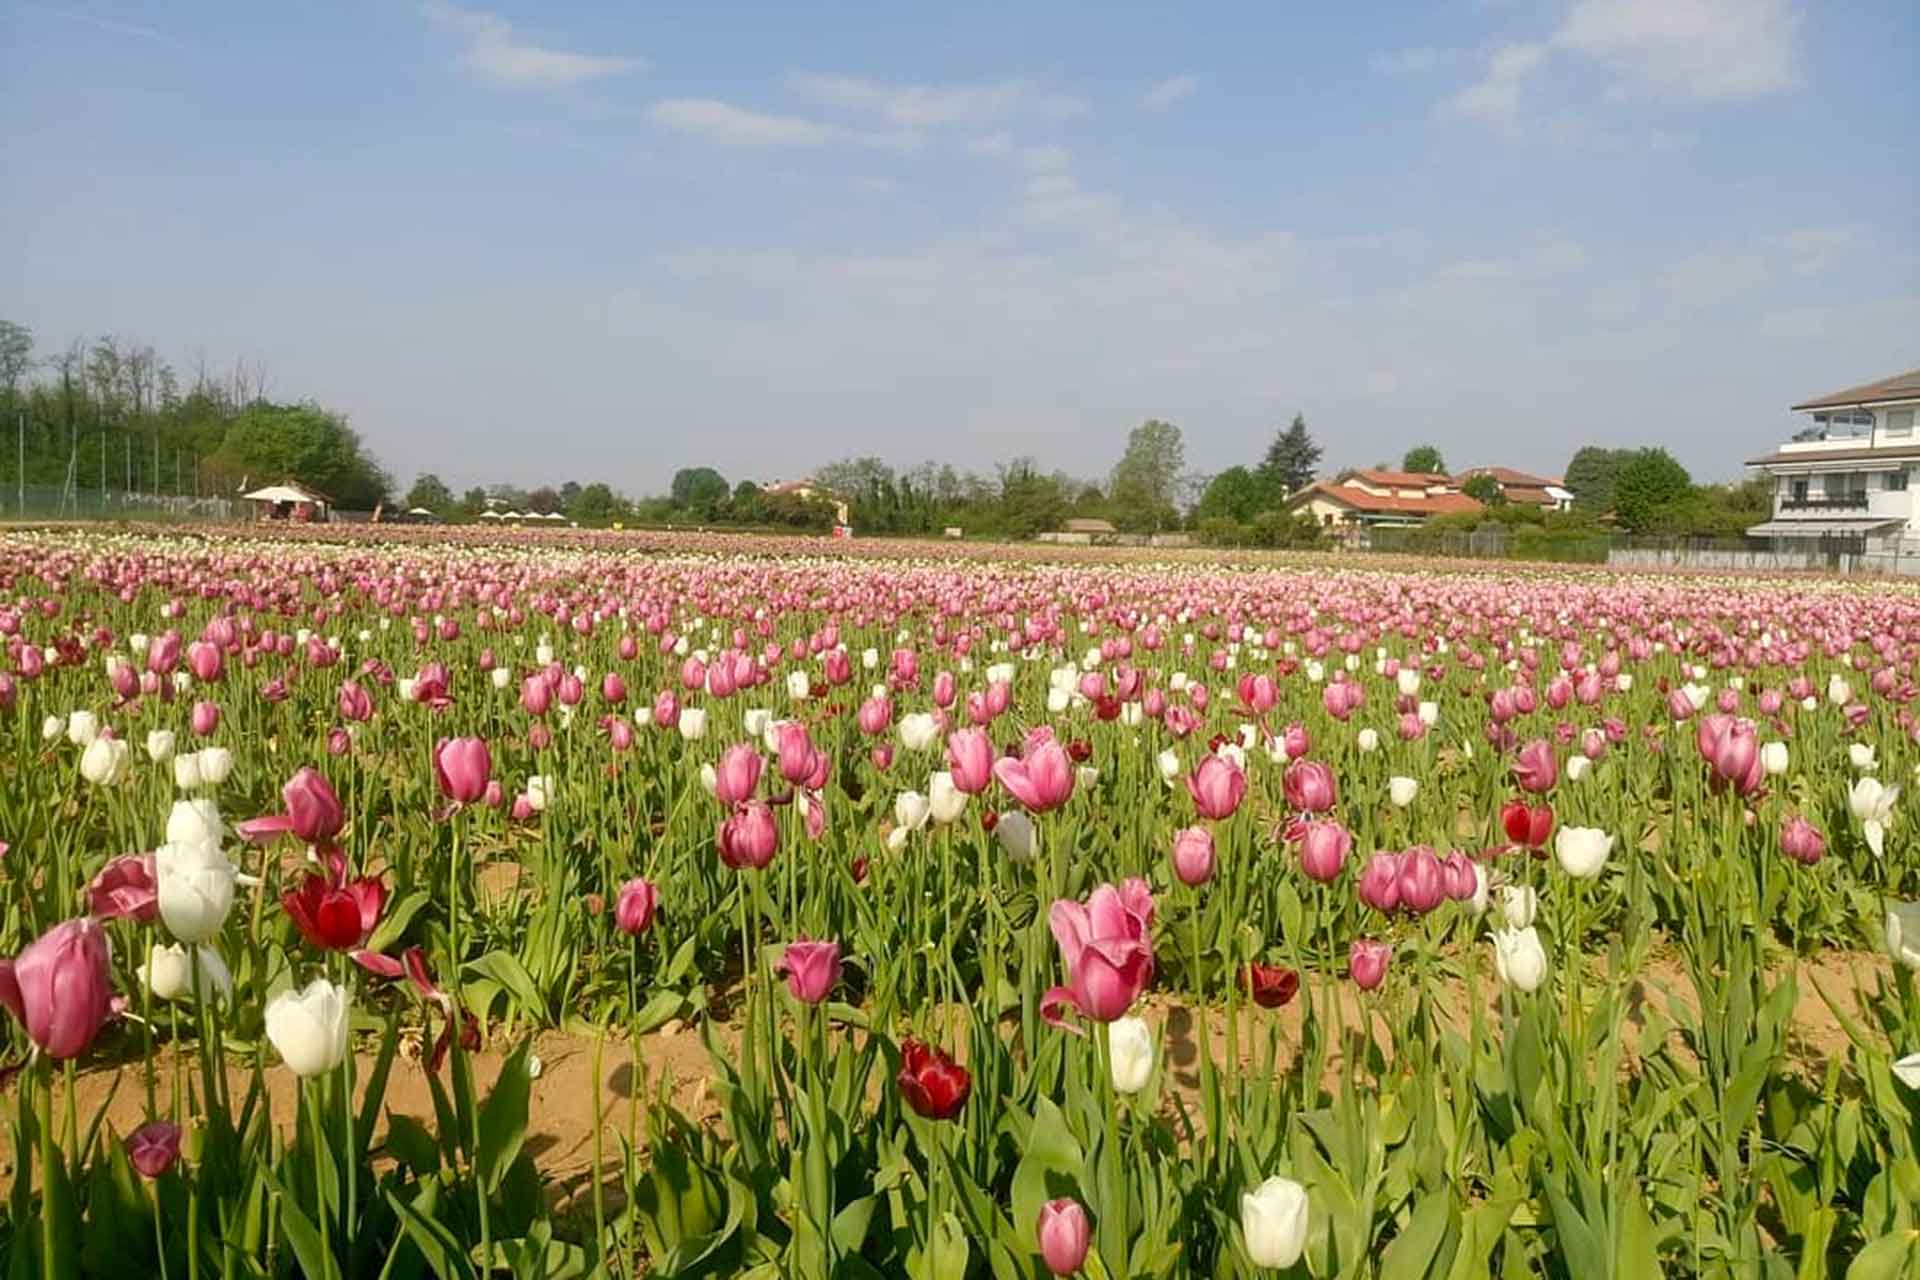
(1107, 1015, 1154, 1093)
(1780, 816, 1826, 866)
(1499, 884, 1537, 929)
(1186, 755, 1247, 820)
(1357, 852, 1402, 913)
(1492, 926, 1549, 992)
(67, 709, 99, 747)
(282, 767, 344, 844)
(139, 942, 231, 1003)
(1356, 727, 1380, 753)
(1170, 826, 1215, 886)
(42, 714, 66, 742)
(190, 700, 220, 737)
(779, 938, 841, 1004)
(433, 737, 492, 804)
(265, 979, 350, 1078)
(894, 790, 931, 833)
(1397, 847, 1447, 913)
(155, 837, 237, 944)
(1240, 1176, 1310, 1270)
(1760, 741, 1789, 776)
(716, 801, 778, 870)
(0, 917, 114, 1059)
(196, 746, 232, 785)
(1886, 903, 1920, 970)
(1554, 826, 1614, 879)
(927, 771, 968, 825)
(1299, 820, 1352, 882)
(1849, 742, 1877, 771)
(996, 810, 1036, 863)
(614, 877, 659, 935)
(126, 1122, 183, 1179)
(1388, 775, 1419, 808)
(677, 707, 708, 741)
(79, 736, 131, 786)
(1349, 938, 1391, 990)
(1036, 1198, 1091, 1276)
(145, 729, 176, 762)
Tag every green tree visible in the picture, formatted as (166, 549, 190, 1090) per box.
(1194, 465, 1264, 524)
(1563, 446, 1630, 511)
(526, 485, 561, 514)
(459, 487, 488, 515)
(1611, 447, 1693, 532)
(669, 466, 730, 513)
(210, 402, 391, 509)
(1402, 444, 1447, 475)
(1256, 413, 1321, 505)
(998, 457, 1069, 538)
(569, 482, 624, 523)
(1462, 473, 1504, 505)
(0, 320, 33, 402)
(1108, 419, 1186, 531)
(405, 473, 454, 511)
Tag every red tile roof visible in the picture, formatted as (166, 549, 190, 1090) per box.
(1345, 468, 1452, 488)
(1459, 466, 1563, 487)
(1791, 367, 1920, 411)
(1295, 480, 1483, 516)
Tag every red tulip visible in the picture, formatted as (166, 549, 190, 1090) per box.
(1243, 963, 1299, 1008)
(1501, 799, 1554, 849)
(897, 1036, 970, 1120)
(282, 871, 386, 951)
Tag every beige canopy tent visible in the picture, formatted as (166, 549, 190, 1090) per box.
(242, 481, 330, 522)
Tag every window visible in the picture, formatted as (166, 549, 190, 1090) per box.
(1886, 408, 1916, 438)
(1892, 470, 1910, 492)
(1791, 479, 1808, 503)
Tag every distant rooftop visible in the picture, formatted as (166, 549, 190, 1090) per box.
(1791, 367, 1920, 412)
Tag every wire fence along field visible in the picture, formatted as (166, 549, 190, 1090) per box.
(1363, 525, 1920, 576)
(0, 484, 235, 523)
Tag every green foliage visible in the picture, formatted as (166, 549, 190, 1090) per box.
(1462, 474, 1503, 505)
(669, 467, 730, 514)
(1257, 413, 1320, 504)
(568, 482, 627, 524)
(1194, 466, 1264, 525)
(1611, 448, 1693, 532)
(1401, 445, 1446, 475)
(1563, 447, 1631, 512)
(211, 402, 391, 509)
(1109, 420, 1186, 532)
(405, 473, 455, 512)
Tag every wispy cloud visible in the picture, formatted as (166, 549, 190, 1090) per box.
(424, 2, 644, 89)
(647, 98, 921, 151)
(1437, 0, 1799, 140)
(31, 6, 186, 49)
(1141, 75, 1197, 110)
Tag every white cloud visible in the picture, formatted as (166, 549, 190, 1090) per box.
(787, 73, 1024, 127)
(647, 99, 921, 151)
(1662, 227, 1859, 307)
(1141, 75, 1198, 109)
(1437, 0, 1798, 139)
(425, 2, 643, 89)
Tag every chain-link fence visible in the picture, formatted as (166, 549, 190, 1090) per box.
(0, 484, 235, 523)
(1359, 526, 1920, 576)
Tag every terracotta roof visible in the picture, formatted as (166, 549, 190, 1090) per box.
(1504, 486, 1557, 505)
(1063, 518, 1117, 533)
(1345, 468, 1451, 487)
(1459, 466, 1563, 487)
(1293, 480, 1483, 516)
(1791, 368, 1920, 411)
(1746, 444, 1920, 467)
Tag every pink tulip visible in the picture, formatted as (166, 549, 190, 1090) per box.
(712, 744, 762, 806)
(679, 657, 706, 690)
(870, 743, 895, 771)
(557, 674, 584, 706)
(521, 675, 552, 715)
(433, 737, 492, 805)
(1441, 850, 1478, 901)
(1185, 755, 1246, 821)
(240, 767, 345, 846)
(1357, 853, 1401, 913)
(779, 939, 842, 1004)
(88, 853, 158, 922)
(1280, 722, 1310, 760)
(187, 640, 223, 683)
(994, 738, 1076, 813)
(1512, 739, 1557, 794)
(652, 688, 679, 728)
(933, 671, 958, 707)
(1299, 820, 1352, 882)
(601, 672, 627, 704)
(717, 801, 778, 870)
(0, 917, 114, 1060)
(615, 877, 659, 934)
(1163, 705, 1199, 738)
(146, 630, 181, 675)
(338, 679, 373, 723)
(1349, 939, 1391, 991)
(1036, 1199, 1091, 1276)
(1397, 847, 1447, 913)
(1666, 689, 1696, 720)
(126, 1121, 183, 1178)
(946, 729, 995, 794)
(1043, 879, 1155, 1026)
(109, 660, 139, 702)
(1283, 760, 1337, 813)
(190, 700, 220, 737)
(327, 727, 351, 756)
(857, 696, 893, 736)
(1170, 826, 1215, 887)
(1781, 816, 1825, 866)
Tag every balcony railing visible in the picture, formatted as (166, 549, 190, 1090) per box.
(1780, 495, 1870, 512)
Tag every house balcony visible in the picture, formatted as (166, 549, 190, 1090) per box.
(1778, 495, 1869, 513)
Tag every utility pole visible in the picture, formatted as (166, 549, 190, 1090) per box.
(125, 433, 131, 494)
(100, 431, 106, 506)
(15, 410, 22, 515)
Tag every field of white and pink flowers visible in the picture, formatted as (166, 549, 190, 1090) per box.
(1, 526, 1917, 1279)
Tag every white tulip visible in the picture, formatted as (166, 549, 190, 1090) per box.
(140, 943, 232, 1003)
(1849, 743, 1878, 772)
(197, 747, 232, 785)
(1356, 727, 1379, 753)
(1388, 776, 1419, 808)
(155, 838, 238, 943)
(1108, 1016, 1154, 1094)
(1045, 686, 1071, 713)
(1681, 683, 1710, 712)
(535, 641, 554, 666)
(1240, 1176, 1309, 1269)
(1469, 863, 1490, 915)
(1304, 660, 1324, 683)
(166, 798, 227, 848)
(79, 737, 131, 786)
(489, 667, 511, 689)
(1828, 674, 1853, 706)
(129, 633, 149, 656)
(1616, 674, 1633, 692)
(677, 708, 708, 741)
(698, 763, 718, 795)
(1554, 827, 1614, 879)
(1396, 668, 1421, 697)
(41, 714, 66, 742)
(1075, 765, 1099, 791)
(898, 713, 940, 752)
(1500, 885, 1538, 929)
(265, 979, 350, 1078)
(1760, 742, 1789, 776)
(1850, 777, 1899, 857)
(526, 775, 554, 812)
(1565, 756, 1592, 783)
(172, 752, 205, 790)
(986, 663, 1015, 686)
(894, 791, 931, 833)
(786, 670, 811, 701)
(1492, 926, 1549, 993)
(1120, 702, 1143, 726)
(145, 729, 176, 763)
(1892, 1052, 1920, 1090)
(861, 648, 879, 670)
(66, 710, 99, 747)
(1157, 749, 1181, 783)
(996, 810, 1036, 863)
(743, 708, 773, 738)
(928, 772, 968, 825)
(1170, 672, 1189, 692)
(1215, 742, 1247, 771)
(1888, 903, 1920, 970)
(1417, 700, 1439, 726)
(397, 678, 417, 702)
(885, 827, 910, 852)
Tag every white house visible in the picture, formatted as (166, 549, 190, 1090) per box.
(1745, 367, 1920, 550)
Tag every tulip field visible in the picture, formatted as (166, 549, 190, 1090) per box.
(4, 526, 1920, 1279)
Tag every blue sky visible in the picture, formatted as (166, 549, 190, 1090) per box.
(3, 0, 1916, 495)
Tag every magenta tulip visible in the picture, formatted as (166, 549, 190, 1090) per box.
(1299, 820, 1352, 883)
(0, 917, 114, 1060)
(126, 1121, 183, 1178)
(1170, 826, 1215, 887)
(994, 738, 1076, 814)
(1036, 1198, 1091, 1276)
(615, 877, 659, 934)
(779, 938, 842, 1004)
(1349, 938, 1391, 991)
(1283, 760, 1337, 813)
(1185, 754, 1246, 821)
(1043, 879, 1155, 1026)
(433, 737, 492, 805)
(1357, 853, 1401, 913)
(946, 728, 995, 794)
(88, 853, 158, 922)
(1512, 738, 1557, 794)
(717, 801, 778, 870)
(713, 744, 763, 806)
(1781, 816, 1825, 866)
